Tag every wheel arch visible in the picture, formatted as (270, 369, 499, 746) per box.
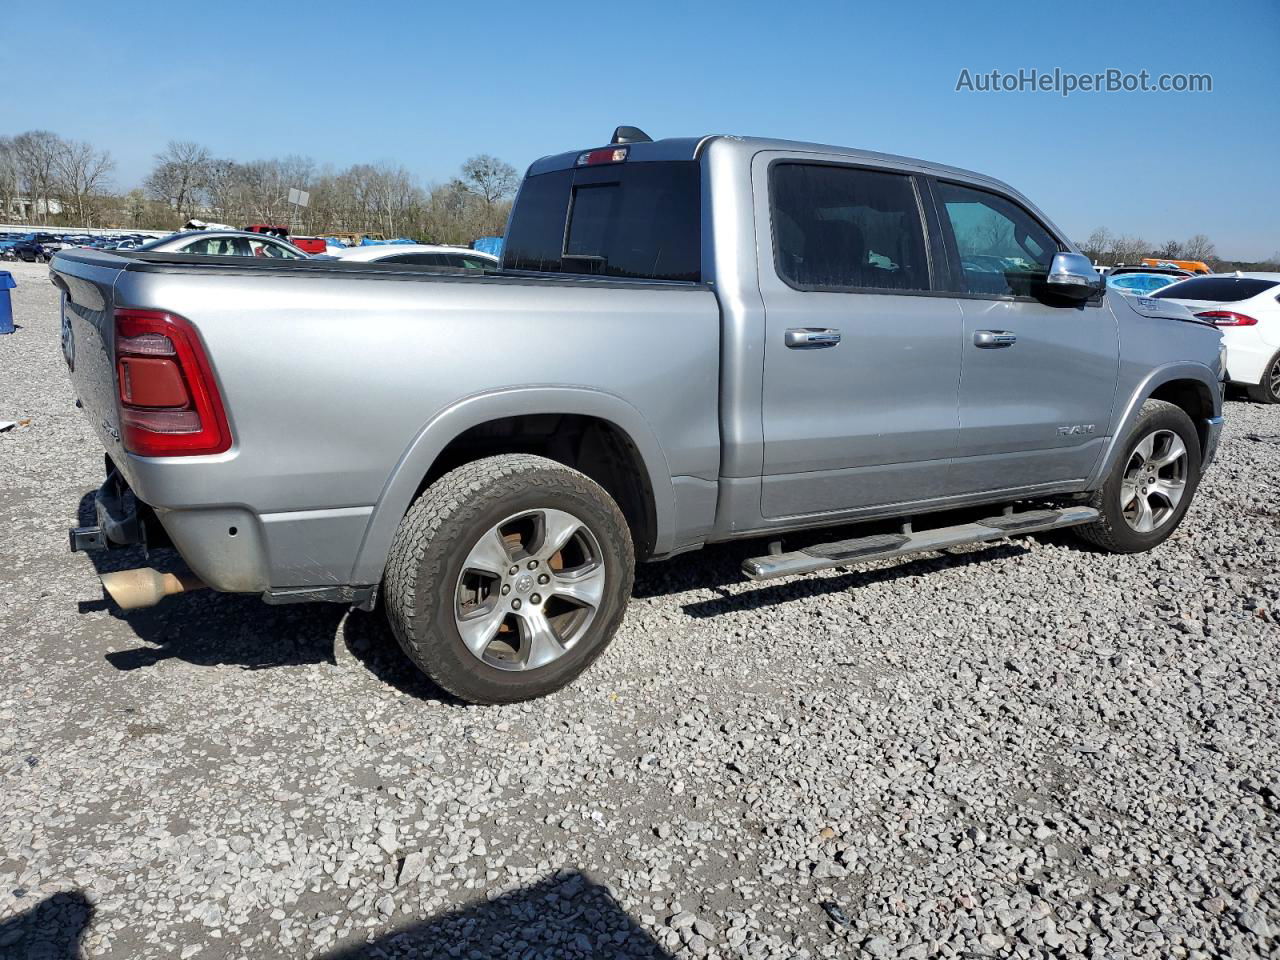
(1089, 363, 1221, 488)
(349, 387, 676, 585)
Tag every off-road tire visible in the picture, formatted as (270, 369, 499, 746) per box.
(383, 454, 634, 704)
(1074, 399, 1202, 554)
(1244, 350, 1280, 404)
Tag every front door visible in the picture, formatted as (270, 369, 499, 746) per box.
(932, 180, 1119, 492)
(757, 156, 962, 519)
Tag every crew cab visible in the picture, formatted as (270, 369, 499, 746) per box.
(53, 127, 1225, 703)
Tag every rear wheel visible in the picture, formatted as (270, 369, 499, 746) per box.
(383, 455, 634, 704)
(1245, 351, 1280, 404)
(1074, 399, 1201, 553)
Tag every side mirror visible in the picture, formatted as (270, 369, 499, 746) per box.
(1046, 252, 1104, 301)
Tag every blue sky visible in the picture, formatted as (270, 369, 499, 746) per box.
(4, 0, 1277, 257)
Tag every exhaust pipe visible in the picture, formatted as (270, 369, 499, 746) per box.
(100, 568, 206, 610)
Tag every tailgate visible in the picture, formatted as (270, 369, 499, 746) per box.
(50, 251, 130, 466)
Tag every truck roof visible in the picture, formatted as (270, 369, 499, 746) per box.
(530, 133, 1019, 193)
(528, 133, 1060, 249)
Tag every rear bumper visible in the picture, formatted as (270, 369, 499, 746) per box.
(70, 460, 375, 604)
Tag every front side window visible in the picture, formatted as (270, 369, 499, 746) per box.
(770, 163, 931, 293)
(937, 182, 1060, 297)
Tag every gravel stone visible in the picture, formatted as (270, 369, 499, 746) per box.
(1, 257, 1279, 958)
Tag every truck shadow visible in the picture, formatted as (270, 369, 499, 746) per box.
(78, 491, 1041, 697)
(319, 869, 672, 959)
(0, 890, 93, 959)
(0, 874, 673, 959)
(667, 542, 1029, 619)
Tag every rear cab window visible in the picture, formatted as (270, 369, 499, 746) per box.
(502, 161, 701, 282)
(769, 162, 932, 292)
(1152, 277, 1279, 302)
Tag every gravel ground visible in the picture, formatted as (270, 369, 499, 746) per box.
(1, 255, 1278, 960)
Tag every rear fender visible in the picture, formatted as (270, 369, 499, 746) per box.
(349, 387, 676, 585)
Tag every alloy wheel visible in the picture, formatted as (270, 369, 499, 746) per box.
(1120, 429, 1188, 533)
(453, 508, 606, 671)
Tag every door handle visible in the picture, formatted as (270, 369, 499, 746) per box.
(785, 328, 842, 349)
(974, 330, 1017, 348)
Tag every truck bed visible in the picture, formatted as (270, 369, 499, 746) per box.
(52, 249, 722, 594)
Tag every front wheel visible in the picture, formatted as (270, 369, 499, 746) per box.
(1074, 399, 1202, 554)
(383, 454, 634, 704)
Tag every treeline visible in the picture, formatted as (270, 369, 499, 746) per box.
(0, 131, 114, 226)
(1078, 227, 1280, 272)
(0, 130, 519, 243)
(142, 141, 518, 242)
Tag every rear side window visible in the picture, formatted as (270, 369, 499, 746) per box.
(183, 236, 250, 256)
(447, 255, 492, 270)
(770, 163, 931, 292)
(936, 182, 1060, 297)
(1152, 276, 1279, 302)
(385, 253, 444, 266)
(502, 162, 701, 282)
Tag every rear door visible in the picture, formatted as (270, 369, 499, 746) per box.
(931, 180, 1118, 491)
(756, 155, 961, 518)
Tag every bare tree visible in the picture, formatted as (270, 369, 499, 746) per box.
(460, 155, 518, 207)
(1153, 239, 1184, 260)
(54, 139, 114, 226)
(1182, 234, 1216, 262)
(0, 137, 18, 219)
(1079, 227, 1112, 264)
(12, 130, 63, 222)
(1108, 234, 1149, 266)
(144, 140, 213, 221)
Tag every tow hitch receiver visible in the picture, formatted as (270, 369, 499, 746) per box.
(70, 526, 107, 553)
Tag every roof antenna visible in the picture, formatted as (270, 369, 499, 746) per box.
(611, 126, 652, 145)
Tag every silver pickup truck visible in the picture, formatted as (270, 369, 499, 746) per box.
(54, 128, 1225, 703)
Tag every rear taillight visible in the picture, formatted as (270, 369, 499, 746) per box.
(1196, 310, 1258, 327)
(113, 309, 231, 456)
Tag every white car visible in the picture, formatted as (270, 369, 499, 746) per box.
(139, 230, 310, 259)
(327, 244, 498, 270)
(1153, 272, 1280, 403)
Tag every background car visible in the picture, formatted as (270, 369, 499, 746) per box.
(1153, 272, 1280, 403)
(327, 243, 498, 269)
(1107, 266, 1191, 297)
(9, 234, 53, 262)
(138, 230, 311, 259)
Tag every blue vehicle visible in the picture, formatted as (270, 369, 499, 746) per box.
(1107, 267, 1189, 297)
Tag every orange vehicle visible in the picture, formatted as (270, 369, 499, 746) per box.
(1142, 258, 1211, 274)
